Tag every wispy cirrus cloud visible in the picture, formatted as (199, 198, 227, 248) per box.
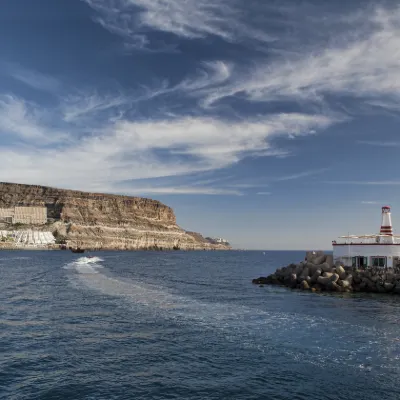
(1, 63, 61, 93)
(83, 0, 275, 50)
(0, 91, 335, 194)
(358, 140, 400, 147)
(120, 186, 243, 196)
(0, 96, 67, 144)
(201, 5, 400, 113)
(272, 168, 329, 182)
(327, 181, 400, 185)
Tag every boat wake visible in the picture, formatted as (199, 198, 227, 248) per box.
(63, 256, 104, 274)
(64, 258, 400, 375)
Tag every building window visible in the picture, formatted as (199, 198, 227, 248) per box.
(371, 257, 386, 267)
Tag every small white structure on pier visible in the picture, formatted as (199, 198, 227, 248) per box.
(333, 206, 400, 268)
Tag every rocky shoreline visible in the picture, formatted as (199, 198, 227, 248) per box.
(253, 251, 400, 294)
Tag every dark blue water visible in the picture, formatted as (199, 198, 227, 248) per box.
(1, 250, 400, 400)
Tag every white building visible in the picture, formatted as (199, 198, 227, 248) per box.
(0, 230, 55, 246)
(0, 206, 47, 224)
(333, 206, 400, 268)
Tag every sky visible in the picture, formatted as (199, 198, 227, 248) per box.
(1, 0, 400, 250)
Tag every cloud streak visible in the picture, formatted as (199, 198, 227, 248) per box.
(200, 5, 400, 114)
(358, 140, 400, 147)
(0, 91, 335, 194)
(1, 63, 61, 93)
(0, 96, 67, 144)
(83, 0, 274, 50)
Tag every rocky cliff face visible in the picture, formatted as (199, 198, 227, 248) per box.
(0, 182, 231, 251)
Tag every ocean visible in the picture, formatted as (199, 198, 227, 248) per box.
(1, 250, 399, 400)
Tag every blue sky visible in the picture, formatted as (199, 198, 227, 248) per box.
(1, 0, 400, 249)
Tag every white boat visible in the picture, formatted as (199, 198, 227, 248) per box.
(333, 206, 400, 268)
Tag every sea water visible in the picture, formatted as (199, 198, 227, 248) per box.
(1, 250, 399, 399)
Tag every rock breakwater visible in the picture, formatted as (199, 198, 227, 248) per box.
(253, 251, 400, 294)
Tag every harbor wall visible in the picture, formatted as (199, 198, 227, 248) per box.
(253, 251, 400, 294)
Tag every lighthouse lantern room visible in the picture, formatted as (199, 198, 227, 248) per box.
(332, 206, 400, 268)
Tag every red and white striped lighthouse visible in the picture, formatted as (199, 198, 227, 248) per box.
(380, 206, 394, 243)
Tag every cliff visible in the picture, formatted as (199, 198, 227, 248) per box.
(0, 182, 231, 251)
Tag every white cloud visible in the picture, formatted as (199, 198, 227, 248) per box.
(62, 91, 130, 123)
(0, 96, 67, 143)
(327, 181, 400, 185)
(1, 63, 60, 93)
(272, 168, 328, 182)
(0, 95, 335, 194)
(83, 0, 274, 49)
(120, 186, 243, 195)
(257, 192, 271, 195)
(358, 140, 400, 147)
(201, 6, 400, 112)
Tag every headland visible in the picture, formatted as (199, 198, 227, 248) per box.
(0, 182, 231, 251)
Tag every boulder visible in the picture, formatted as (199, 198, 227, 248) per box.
(384, 282, 395, 292)
(328, 281, 341, 291)
(310, 269, 322, 284)
(371, 274, 380, 283)
(306, 251, 325, 264)
(290, 274, 298, 288)
(376, 283, 386, 293)
(252, 277, 269, 284)
(345, 274, 353, 285)
(335, 261, 344, 268)
(300, 280, 310, 290)
(325, 254, 334, 267)
(336, 265, 347, 280)
(329, 273, 339, 283)
(385, 273, 395, 284)
(313, 255, 326, 265)
(361, 277, 375, 290)
(299, 267, 309, 280)
(317, 276, 331, 286)
(295, 264, 304, 275)
(307, 263, 321, 276)
(322, 272, 333, 278)
(320, 262, 333, 273)
(394, 284, 400, 294)
(353, 273, 362, 285)
(311, 283, 322, 292)
(341, 279, 352, 289)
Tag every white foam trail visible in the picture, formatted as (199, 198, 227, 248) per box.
(65, 260, 400, 375)
(63, 256, 104, 274)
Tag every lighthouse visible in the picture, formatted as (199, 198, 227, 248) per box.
(380, 206, 394, 243)
(332, 205, 400, 268)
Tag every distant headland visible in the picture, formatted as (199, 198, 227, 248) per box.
(0, 182, 231, 251)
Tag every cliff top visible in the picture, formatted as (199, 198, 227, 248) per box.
(0, 182, 159, 203)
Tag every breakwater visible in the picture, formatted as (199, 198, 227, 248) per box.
(253, 251, 400, 294)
